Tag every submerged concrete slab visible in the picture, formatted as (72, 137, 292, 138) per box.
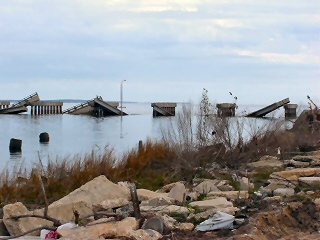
(246, 98, 290, 117)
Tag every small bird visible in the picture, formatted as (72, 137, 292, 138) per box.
(229, 92, 232, 95)
(307, 95, 310, 99)
(234, 96, 238, 100)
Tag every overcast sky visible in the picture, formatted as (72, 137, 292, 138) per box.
(0, 0, 319, 105)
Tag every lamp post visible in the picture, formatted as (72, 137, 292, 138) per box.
(120, 80, 126, 115)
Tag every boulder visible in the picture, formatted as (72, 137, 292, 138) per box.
(270, 168, 320, 181)
(93, 197, 130, 211)
(292, 155, 319, 162)
(284, 159, 310, 168)
(140, 205, 191, 218)
(248, 155, 283, 170)
(189, 197, 233, 211)
(140, 197, 172, 207)
(36, 175, 130, 224)
(207, 191, 249, 200)
(3, 202, 52, 236)
(176, 222, 194, 231)
(137, 189, 174, 202)
(273, 188, 295, 197)
(239, 177, 254, 191)
(194, 180, 221, 195)
(129, 229, 163, 240)
(299, 177, 320, 187)
(168, 182, 186, 203)
(142, 217, 164, 234)
(264, 181, 293, 191)
(156, 182, 183, 193)
(157, 214, 177, 231)
(58, 217, 138, 239)
(185, 191, 200, 202)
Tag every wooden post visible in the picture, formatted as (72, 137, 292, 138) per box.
(130, 184, 141, 219)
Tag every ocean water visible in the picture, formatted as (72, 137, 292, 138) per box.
(0, 102, 289, 171)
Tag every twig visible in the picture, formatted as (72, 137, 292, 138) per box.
(9, 214, 61, 227)
(37, 151, 49, 218)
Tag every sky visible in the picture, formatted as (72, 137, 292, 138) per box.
(0, 0, 319, 105)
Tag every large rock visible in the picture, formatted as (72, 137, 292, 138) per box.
(140, 197, 172, 207)
(189, 197, 233, 211)
(239, 177, 254, 191)
(168, 182, 186, 203)
(299, 177, 320, 187)
(58, 217, 138, 239)
(293, 155, 319, 162)
(37, 175, 131, 223)
(270, 168, 320, 181)
(140, 205, 191, 217)
(284, 159, 310, 168)
(207, 191, 249, 200)
(194, 180, 221, 195)
(3, 202, 52, 236)
(248, 155, 283, 170)
(273, 188, 295, 197)
(156, 182, 183, 193)
(137, 189, 174, 202)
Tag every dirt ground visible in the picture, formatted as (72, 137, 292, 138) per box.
(161, 198, 320, 240)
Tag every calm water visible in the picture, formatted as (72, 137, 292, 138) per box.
(0, 103, 176, 170)
(0, 102, 289, 171)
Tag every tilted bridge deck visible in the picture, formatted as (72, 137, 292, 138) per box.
(246, 98, 290, 117)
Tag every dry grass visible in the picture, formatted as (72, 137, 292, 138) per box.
(0, 105, 319, 208)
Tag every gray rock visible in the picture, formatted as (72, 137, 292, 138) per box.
(142, 217, 164, 234)
(299, 177, 320, 187)
(194, 180, 221, 195)
(189, 197, 233, 211)
(168, 182, 186, 203)
(273, 188, 295, 197)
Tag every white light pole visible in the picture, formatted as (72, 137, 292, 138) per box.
(120, 80, 126, 116)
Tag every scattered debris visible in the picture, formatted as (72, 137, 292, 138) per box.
(195, 211, 235, 231)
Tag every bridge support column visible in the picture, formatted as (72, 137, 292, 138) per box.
(284, 104, 297, 119)
(216, 103, 236, 117)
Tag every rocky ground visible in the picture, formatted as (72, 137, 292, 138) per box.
(0, 149, 319, 239)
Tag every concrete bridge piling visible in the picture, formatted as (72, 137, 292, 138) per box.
(284, 104, 298, 119)
(0, 101, 10, 109)
(151, 103, 177, 117)
(30, 102, 63, 115)
(216, 103, 237, 117)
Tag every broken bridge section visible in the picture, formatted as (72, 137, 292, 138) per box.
(246, 98, 290, 118)
(0, 92, 40, 114)
(63, 97, 127, 116)
(151, 102, 177, 117)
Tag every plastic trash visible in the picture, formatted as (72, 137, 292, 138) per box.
(57, 222, 78, 230)
(40, 229, 57, 239)
(195, 211, 235, 231)
(40, 222, 77, 239)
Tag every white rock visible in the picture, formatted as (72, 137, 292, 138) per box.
(194, 180, 221, 195)
(168, 182, 186, 203)
(273, 188, 295, 197)
(189, 197, 233, 211)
